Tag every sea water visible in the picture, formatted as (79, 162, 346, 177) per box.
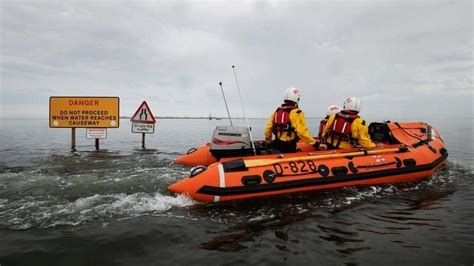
(0, 118, 473, 265)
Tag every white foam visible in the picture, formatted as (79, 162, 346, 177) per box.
(0, 198, 8, 209)
(109, 192, 196, 214)
(3, 192, 197, 230)
(248, 215, 271, 222)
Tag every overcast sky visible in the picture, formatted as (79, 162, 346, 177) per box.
(1, 0, 472, 119)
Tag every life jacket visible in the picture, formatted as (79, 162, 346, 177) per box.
(327, 111, 360, 148)
(272, 103, 298, 140)
(318, 116, 329, 139)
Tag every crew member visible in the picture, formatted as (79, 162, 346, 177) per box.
(318, 105, 340, 139)
(322, 97, 382, 149)
(264, 87, 325, 153)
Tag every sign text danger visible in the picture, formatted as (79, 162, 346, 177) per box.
(49, 97, 120, 128)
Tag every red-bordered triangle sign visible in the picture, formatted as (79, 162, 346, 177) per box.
(130, 101, 156, 124)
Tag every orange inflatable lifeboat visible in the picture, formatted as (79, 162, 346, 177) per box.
(169, 122, 448, 203)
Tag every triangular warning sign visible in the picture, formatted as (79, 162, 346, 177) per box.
(131, 101, 156, 124)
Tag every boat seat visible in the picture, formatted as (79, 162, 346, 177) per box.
(369, 122, 398, 144)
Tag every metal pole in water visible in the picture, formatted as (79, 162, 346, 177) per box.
(232, 65, 257, 155)
(95, 138, 100, 150)
(142, 133, 146, 149)
(71, 128, 76, 152)
(219, 82, 233, 126)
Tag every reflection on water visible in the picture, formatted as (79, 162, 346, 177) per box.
(193, 169, 462, 255)
(198, 208, 313, 252)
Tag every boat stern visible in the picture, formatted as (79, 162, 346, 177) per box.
(168, 165, 220, 203)
(174, 144, 217, 166)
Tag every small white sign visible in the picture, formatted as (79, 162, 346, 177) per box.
(86, 128, 107, 139)
(132, 123, 155, 134)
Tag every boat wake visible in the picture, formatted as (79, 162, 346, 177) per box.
(0, 192, 196, 230)
(0, 153, 197, 230)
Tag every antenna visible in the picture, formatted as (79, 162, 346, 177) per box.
(232, 65, 257, 156)
(218, 82, 233, 126)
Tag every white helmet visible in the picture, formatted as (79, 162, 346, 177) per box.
(343, 97, 362, 112)
(326, 105, 341, 116)
(283, 87, 300, 103)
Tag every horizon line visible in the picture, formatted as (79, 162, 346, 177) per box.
(1, 116, 474, 120)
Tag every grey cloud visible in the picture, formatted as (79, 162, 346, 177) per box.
(0, 0, 472, 119)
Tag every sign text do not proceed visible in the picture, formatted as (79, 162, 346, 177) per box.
(49, 97, 120, 128)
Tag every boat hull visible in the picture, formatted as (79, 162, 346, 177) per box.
(169, 122, 448, 203)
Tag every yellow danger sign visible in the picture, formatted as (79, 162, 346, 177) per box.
(49, 97, 120, 128)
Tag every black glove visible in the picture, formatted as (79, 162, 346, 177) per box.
(312, 142, 320, 149)
(313, 142, 328, 150)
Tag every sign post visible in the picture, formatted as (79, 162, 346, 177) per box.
(130, 101, 156, 149)
(49, 97, 119, 151)
(71, 128, 76, 151)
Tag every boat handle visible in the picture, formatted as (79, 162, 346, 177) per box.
(190, 166, 207, 177)
(186, 148, 198, 154)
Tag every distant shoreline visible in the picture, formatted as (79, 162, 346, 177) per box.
(119, 116, 269, 120)
(1, 116, 473, 120)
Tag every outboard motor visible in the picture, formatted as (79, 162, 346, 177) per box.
(210, 126, 254, 159)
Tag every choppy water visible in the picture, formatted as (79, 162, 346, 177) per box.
(0, 118, 473, 265)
